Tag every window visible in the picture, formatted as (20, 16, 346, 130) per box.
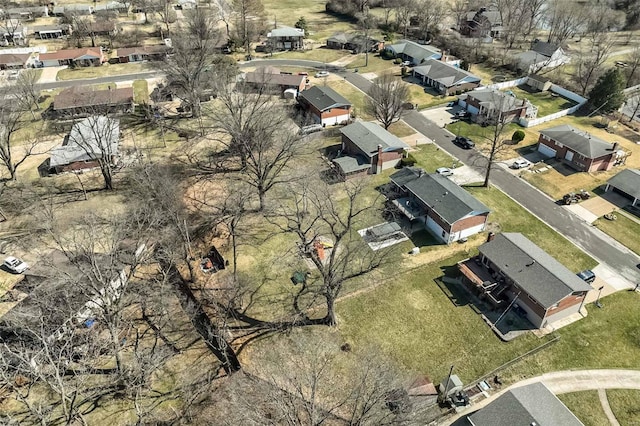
(527, 295, 539, 305)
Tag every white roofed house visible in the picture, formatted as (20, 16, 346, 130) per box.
(267, 26, 305, 51)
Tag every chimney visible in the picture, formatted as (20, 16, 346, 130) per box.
(487, 232, 495, 242)
(376, 144, 383, 172)
(611, 142, 618, 151)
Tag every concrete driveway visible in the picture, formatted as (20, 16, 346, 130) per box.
(450, 165, 484, 185)
(420, 105, 460, 127)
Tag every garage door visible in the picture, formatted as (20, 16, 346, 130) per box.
(537, 143, 557, 158)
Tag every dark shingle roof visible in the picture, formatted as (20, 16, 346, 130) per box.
(332, 155, 371, 174)
(404, 174, 489, 224)
(244, 69, 305, 87)
(468, 382, 584, 426)
(298, 85, 351, 112)
(479, 233, 592, 309)
(467, 89, 529, 112)
(539, 125, 615, 159)
(340, 122, 409, 156)
(413, 59, 481, 88)
(607, 168, 640, 200)
(385, 40, 440, 63)
(50, 116, 120, 168)
(390, 167, 423, 188)
(531, 40, 560, 57)
(54, 86, 134, 110)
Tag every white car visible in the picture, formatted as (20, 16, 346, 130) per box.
(510, 159, 530, 169)
(400, 60, 412, 67)
(436, 167, 453, 177)
(314, 71, 329, 78)
(3, 256, 29, 274)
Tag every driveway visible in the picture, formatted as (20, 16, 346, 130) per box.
(450, 165, 484, 185)
(420, 105, 461, 127)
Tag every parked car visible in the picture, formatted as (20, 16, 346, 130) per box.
(436, 167, 453, 176)
(577, 269, 596, 284)
(453, 136, 475, 149)
(3, 256, 29, 274)
(510, 159, 530, 169)
(454, 110, 470, 119)
(297, 72, 308, 76)
(400, 60, 412, 66)
(314, 71, 329, 78)
(299, 124, 324, 135)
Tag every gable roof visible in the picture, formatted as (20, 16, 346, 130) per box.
(0, 53, 30, 66)
(404, 173, 489, 224)
(531, 40, 560, 57)
(333, 155, 371, 174)
(466, 10, 502, 26)
(413, 59, 481, 88)
(268, 26, 304, 38)
(54, 86, 134, 110)
(116, 45, 169, 57)
(298, 85, 351, 112)
(340, 122, 409, 156)
(385, 40, 440, 63)
(539, 125, 615, 159)
(327, 32, 350, 44)
(465, 89, 529, 112)
(50, 116, 119, 167)
(243, 68, 305, 87)
(479, 233, 592, 309)
(607, 168, 640, 200)
(40, 47, 102, 61)
(468, 382, 584, 426)
(390, 167, 424, 188)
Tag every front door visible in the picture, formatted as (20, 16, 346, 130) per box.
(564, 151, 574, 162)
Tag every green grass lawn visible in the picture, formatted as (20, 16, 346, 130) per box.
(405, 83, 455, 109)
(57, 62, 154, 81)
(133, 80, 149, 104)
(467, 186, 596, 272)
(558, 391, 610, 426)
(410, 144, 462, 172)
(607, 389, 640, 426)
(274, 47, 348, 63)
(325, 79, 373, 120)
(505, 86, 577, 117)
(593, 214, 640, 256)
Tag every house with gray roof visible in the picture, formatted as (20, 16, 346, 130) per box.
(605, 168, 640, 206)
(334, 122, 410, 179)
(326, 32, 382, 52)
(468, 382, 584, 426)
(297, 85, 352, 126)
(384, 40, 441, 65)
(412, 59, 481, 95)
(389, 168, 490, 243)
(267, 26, 304, 51)
(537, 125, 623, 172)
(458, 89, 536, 124)
(459, 233, 592, 329)
(460, 8, 503, 39)
(48, 116, 119, 174)
(513, 40, 570, 73)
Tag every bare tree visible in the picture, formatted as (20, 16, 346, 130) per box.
(545, 0, 586, 45)
(366, 72, 410, 129)
(573, 33, 615, 95)
(0, 95, 42, 181)
(495, 0, 530, 50)
(152, 0, 177, 37)
(13, 70, 41, 120)
(624, 46, 640, 87)
(522, 0, 547, 40)
(413, 0, 447, 43)
(233, 0, 264, 54)
(213, 0, 234, 38)
(393, 0, 414, 38)
(623, 92, 640, 122)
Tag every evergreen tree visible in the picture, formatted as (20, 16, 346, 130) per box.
(588, 68, 626, 113)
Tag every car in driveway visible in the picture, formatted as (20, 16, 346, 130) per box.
(453, 136, 475, 149)
(400, 60, 412, 67)
(510, 159, 531, 169)
(314, 71, 329, 78)
(436, 167, 453, 176)
(577, 269, 596, 284)
(3, 256, 29, 274)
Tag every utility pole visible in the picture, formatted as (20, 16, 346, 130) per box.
(440, 364, 455, 404)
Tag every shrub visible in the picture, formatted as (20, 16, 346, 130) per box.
(381, 49, 395, 60)
(512, 130, 525, 143)
(400, 153, 417, 167)
(393, 57, 402, 64)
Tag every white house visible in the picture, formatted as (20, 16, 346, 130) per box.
(513, 41, 570, 74)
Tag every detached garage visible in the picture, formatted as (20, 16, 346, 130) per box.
(605, 168, 640, 206)
(297, 86, 352, 126)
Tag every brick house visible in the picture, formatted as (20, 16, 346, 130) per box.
(458, 89, 536, 124)
(384, 39, 441, 65)
(460, 8, 503, 38)
(39, 47, 104, 67)
(326, 32, 383, 52)
(51, 86, 134, 118)
(0, 53, 38, 70)
(389, 167, 490, 243)
(333, 122, 409, 179)
(537, 125, 622, 172)
(458, 233, 592, 329)
(297, 85, 352, 126)
(116, 45, 170, 63)
(412, 59, 481, 95)
(242, 66, 306, 95)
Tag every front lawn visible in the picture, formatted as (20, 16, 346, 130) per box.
(387, 120, 416, 138)
(274, 47, 349, 63)
(325, 79, 373, 120)
(522, 167, 615, 200)
(558, 391, 610, 426)
(57, 62, 154, 81)
(505, 86, 578, 117)
(594, 213, 640, 256)
(133, 79, 149, 104)
(410, 143, 462, 172)
(607, 389, 640, 426)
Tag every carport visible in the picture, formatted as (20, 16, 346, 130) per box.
(604, 169, 640, 206)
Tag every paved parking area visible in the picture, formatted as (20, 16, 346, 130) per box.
(420, 105, 460, 127)
(449, 165, 484, 185)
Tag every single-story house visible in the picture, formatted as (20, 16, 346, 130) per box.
(467, 382, 584, 426)
(267, 26, 304, 51)
(537, 125, 623, 172)
(333, 122, 410, 179)
(242, 66, 306, 94)
(176, 0, 197, 9)
(1, 22, 28, 46)
(460, 8, 503, 39)
(384, 39, 441, 65)
(326, 32, 382, 52)
(87, 20, 119, 36)
(604, 168, 640, 206)
(53, 4, 94, 16)
(39, 47, 104, 67)
(49, 116, 119, 174)
(458, 89, 536, 124)
(31, 24, 73, 39)
(2, 6, 48, 20)
(116, 45, 170, 63)
(458, 233, 592, 329)
(0, 53, 38, 70)
(412, 59, 481, 95)
(390, 168, 490, 243)
(94, 1, 129, 14)
(513, 40, 570, 73)
(51, 86, 135, 118)
(297, 85, 352, 126)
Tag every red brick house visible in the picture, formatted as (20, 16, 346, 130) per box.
(389, 167, 490, 243)
(242, 66, 306, 95)
(39, 47, 104, 67)
(116, 45, 169, 63)
(458, 233, 592, 329)
(297, 85, 352, 126)
(333, 122, 409, 179)
(458, 89, 535, 124)
(537, 125, 623, 172)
